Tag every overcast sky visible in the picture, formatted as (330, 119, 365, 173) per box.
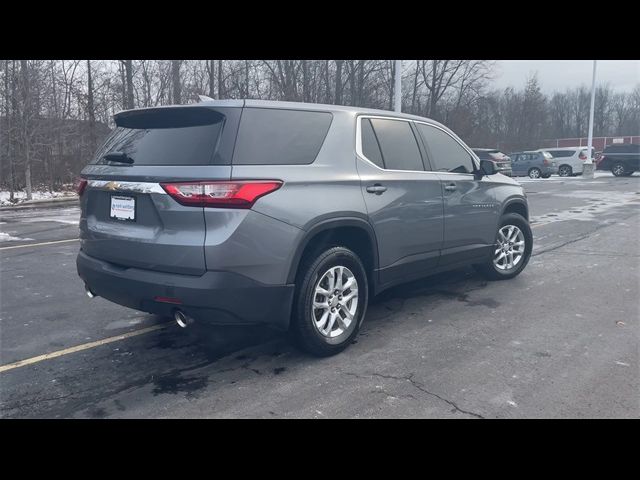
(491, 60, 639, 93)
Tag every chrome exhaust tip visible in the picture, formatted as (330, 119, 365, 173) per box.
(85, 285, 97, 299)
(174, 310, 193, 328)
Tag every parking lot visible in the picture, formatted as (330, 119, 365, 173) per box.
(1, 172, 638, 418)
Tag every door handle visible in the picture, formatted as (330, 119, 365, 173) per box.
(444, 183, 457, 191)
(366, 184, 387, 194)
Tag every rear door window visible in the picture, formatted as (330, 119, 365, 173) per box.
(415, 123, 474, 173)
(368, 118, 424, 171)
(233, 108, 332, 165)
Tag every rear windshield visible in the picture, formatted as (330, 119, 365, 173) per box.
(233, 108, 332, 165)
(92, 108, 225, 166)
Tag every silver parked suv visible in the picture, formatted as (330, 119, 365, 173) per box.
(77, 99, 532, 356)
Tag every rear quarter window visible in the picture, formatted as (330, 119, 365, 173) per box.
(233, 108, 333, 165)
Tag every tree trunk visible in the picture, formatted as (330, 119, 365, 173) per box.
(124, 60, 134, 109)
(411, 61, 420, 113)
(209, 60, 215, 98)
(217, 60, 224, 99)
(171, 60, 182, 104)
(87, 60, 96, 152)
(20, 60, 32, 200)
(335, 60, 343, 105)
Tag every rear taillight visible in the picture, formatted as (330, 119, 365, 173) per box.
(579, 152, 587, 160)
(75, 177, 88, 196)
(543, 158, 549, 166)
(160, 181, 283, 208)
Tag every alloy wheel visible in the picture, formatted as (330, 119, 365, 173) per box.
(493, 225, 526, 271)
(311, 266, 359, 338)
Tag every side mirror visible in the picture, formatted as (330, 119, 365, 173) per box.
(480, 159, 498, 176)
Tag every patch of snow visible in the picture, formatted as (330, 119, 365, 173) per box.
(0, 232, 34, 242)
(0, 190, 76, 206)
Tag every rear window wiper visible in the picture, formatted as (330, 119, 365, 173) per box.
(103, 152, 134, 164)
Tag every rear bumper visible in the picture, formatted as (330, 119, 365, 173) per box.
(77, 251, 294, 330)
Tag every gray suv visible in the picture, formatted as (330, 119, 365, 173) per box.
(77, 99, 532, 356)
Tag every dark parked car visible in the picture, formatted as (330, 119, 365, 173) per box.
(596, 144, 640, 176)
(472, 148, 512, 176)
(509, 151, 558, 178)
(77, 99, 532, 356)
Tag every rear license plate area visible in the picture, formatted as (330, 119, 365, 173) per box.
(110, 195, 136, 222)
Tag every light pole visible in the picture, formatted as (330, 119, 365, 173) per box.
(394, 60, 402, 112)
(583, 60, 597, 179)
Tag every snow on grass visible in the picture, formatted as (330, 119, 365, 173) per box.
(0, 189, 77, 206)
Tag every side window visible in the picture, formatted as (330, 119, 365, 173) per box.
(415, 123, 474, 174)
(233, 108, 332, 165)
(368, 118, 424, 171)
(360, 118, 384, 168)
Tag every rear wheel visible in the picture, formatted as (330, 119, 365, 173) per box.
(558, 165, 572, 177)
(291, 246, 368, 356)
(473, 213, 533, 281)
(528, 168, 541, 179)
(612, 163, 627, 177)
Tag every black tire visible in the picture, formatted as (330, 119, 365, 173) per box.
(611, 163, 627, 177)
(623, 170, 635, 177)
(558, 165, 572, 177)
(290, 246, 368, 357)
(528, 168, 542, 179)
(473, 213, 533, 281)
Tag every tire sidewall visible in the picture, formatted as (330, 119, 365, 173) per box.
(612, 163, 626, 176)
(293, 247, 368, 355)
(490, 213, 533, 279)
(559, 165, 572, 177)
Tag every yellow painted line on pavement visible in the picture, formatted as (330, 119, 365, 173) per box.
(0, 322, 172, 374)
(0, 238, 79, 251)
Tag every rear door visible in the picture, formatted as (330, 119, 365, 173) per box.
(79, 105, 242, 276)
(414, 122, 499, 265)
(356, 116, 444, 286)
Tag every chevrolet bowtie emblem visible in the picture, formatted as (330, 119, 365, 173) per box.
(105, 181, 119, 191)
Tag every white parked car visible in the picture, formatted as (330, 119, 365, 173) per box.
(535, 147, 594, 177)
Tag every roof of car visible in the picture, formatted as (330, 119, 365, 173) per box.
(537, 147, 586, 151)
(115, 98, 449, 130)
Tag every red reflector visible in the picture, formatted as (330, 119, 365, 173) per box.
(154, 296, 182, 304)
(160, 181, 282, 208)
(579, 153, 587, 160)
(75, 177, 88, 196)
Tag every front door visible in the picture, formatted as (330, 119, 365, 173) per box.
(414, 122, 499, 266)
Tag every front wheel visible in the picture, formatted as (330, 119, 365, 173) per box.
(291, 246, 368, 356)
(528, 168, 541, 179)
(473, 213, 533, 281)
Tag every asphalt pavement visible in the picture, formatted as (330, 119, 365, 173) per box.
(1, 172, 638, 418)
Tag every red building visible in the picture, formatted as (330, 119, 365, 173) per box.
(543, 136, 640, 153)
